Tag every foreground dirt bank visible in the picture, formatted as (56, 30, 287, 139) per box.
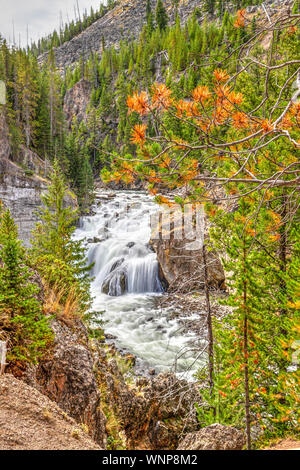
(0, 374, 101, 450)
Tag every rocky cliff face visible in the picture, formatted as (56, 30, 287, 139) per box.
(96, 343, 202, 450)
(0, 110, 76, 245)
(31, 318, 107, 448)
(38, 0, 203, 70)
(19, 312, 201, 450)
(64, 79, 93, 127)
(0, 111, 51, 244)
(0, 171, 49, 246)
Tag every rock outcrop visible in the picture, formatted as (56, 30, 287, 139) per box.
(38, 0, 203, 70)
(0, 171, 49, 246)
(150, 221, 225, 292)
(0, 110, 76, 245)
(178, 423, 245, 450)
(97, 346, 202, 450)
(19, 315, 202, 450)
(0, 374, 101, 450)
(63, 78, 92, 127)
(24, 318, 107, 448)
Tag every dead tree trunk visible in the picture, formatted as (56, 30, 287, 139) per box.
(202, 241, 214, 395)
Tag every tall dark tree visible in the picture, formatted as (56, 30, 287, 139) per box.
(156, 0, 169, 31)
(31, 161, 92, 313)
(205, 0, 216, 15)
(0, 210, 52, 365)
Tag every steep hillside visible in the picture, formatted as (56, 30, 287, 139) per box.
(38, 0, 202, 69)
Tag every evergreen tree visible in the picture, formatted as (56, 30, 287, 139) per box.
(77, 152, 95, 210)
(205, 0, 216, 15)
(31, 161, 92, 313)
(156, 0, 169, 31)
(146, 0, 152, 20)
(0, 210, 52, 365)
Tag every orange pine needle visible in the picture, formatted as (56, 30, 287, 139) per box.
(130, 123, 147, 145)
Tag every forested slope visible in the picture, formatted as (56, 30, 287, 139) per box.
(1, 0, 269, 211)
(0, 0, 299, 450)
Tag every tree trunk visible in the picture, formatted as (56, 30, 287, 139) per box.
(279, 190, 287, 318)
(243, 311, 251, 450)
(202, 241, 214, 395)
(243, 246, 251, 450)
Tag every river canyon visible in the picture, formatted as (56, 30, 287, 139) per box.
(74, 190, 205, 379)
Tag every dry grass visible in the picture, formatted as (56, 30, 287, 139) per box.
(43, 283, 82, 320)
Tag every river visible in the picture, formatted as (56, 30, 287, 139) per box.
(74, 190, 203, 378)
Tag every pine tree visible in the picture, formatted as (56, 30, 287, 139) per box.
(156, 0, 169, 31)
(47, 49, 64, 157)
(199, 196, 300, 448)
(77, 152, 95, 210)
(15, 53, 39, 148)
(31, 160, 92, 313)
(0, 210, 52, 365)
(146, 0, 152, 21)
(205, 0, 216, 15)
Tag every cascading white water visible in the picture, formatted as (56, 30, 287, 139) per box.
(74, 191, 203, 377)
(80, 192, 163, 296)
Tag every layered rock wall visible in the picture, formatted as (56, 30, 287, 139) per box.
(0, 110, 76, 245)
(0, 111, 51, 244)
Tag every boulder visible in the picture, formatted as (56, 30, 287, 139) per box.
(102, 267, 127, 296)
(178, 423, 245, 450)
(150, 232, 225, 293)
(110, 257, 125, 272)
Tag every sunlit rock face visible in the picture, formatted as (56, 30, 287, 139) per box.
(150, 231, 225, 293)
(178, 423, 246, 450)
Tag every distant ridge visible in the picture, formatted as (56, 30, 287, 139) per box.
(38, 0, 203, 69)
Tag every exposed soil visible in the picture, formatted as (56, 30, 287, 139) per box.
(0, 374, 101, 450)
(264, 439, 300, 450)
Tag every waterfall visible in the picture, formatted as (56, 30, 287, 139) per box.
(127, 254, 163, 294)
(80, 195, 163, 296)
(73, 190, 203, 378)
